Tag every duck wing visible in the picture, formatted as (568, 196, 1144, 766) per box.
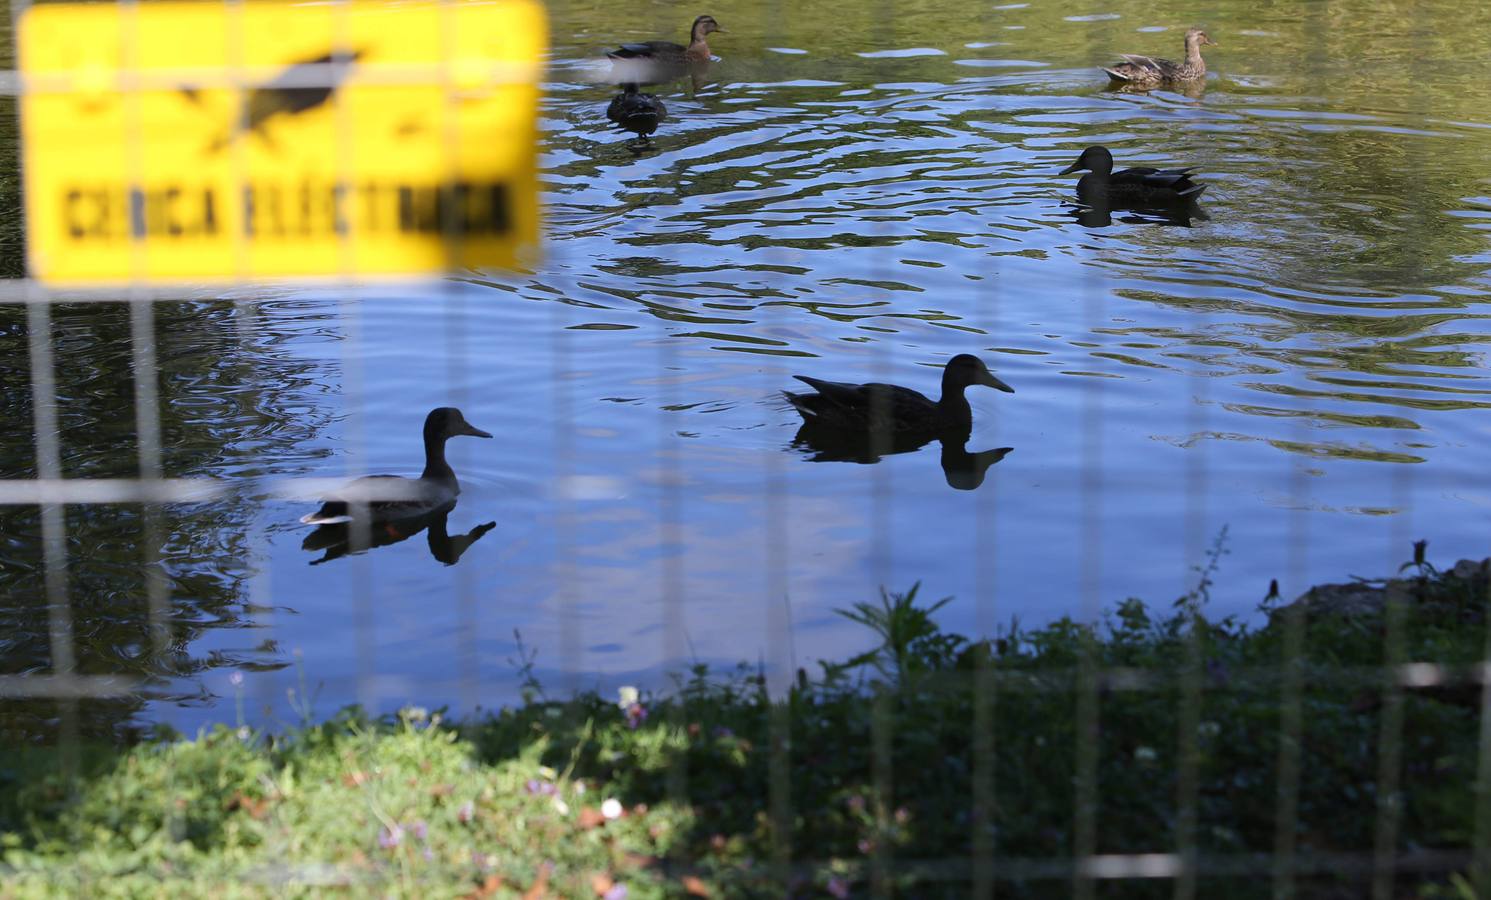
(1111, 165, 1207, 199)
(608, 40, 686, 60)
(299, 474, 443, 525)
(1103, 54, 1174, 82)
(786, 376, 938, 430)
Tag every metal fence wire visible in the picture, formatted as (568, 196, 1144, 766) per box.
(2, 0, 1490, 896)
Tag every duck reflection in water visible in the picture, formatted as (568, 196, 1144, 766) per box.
(784, 354, 1016, 490)
(1065, 200, 1209, 228)
(299, 407, 494, 565)
(792, 423, 1013, 491)
(301, 501, 495, 566)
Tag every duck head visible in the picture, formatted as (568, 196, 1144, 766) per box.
(424, 407, 493, 442)
(1184, 27, 1217, 50)
(690, 15, 724, 41)
(1060, 145, 1114, 177)
(944, 354, 1014, 394)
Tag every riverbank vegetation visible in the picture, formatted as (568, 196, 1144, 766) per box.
(2, 544, 1488, 898)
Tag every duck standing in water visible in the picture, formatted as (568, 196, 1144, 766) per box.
(300, 407, 491, 527)
(1102, 27, 1216, 88)
(784, 354, 1014, 438)
(607, 15, 724, 84)
(607, 83, 668, 140)
(1059, 145, 1207, 207)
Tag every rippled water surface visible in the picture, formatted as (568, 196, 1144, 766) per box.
(3, 0, 1491, 734)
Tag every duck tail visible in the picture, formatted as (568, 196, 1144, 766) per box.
(782, 390, 817, 418)
(300, 502, 352, 525)
(300, 513, 354, 526)
(1178, 183, 1207, 199)
(1101, 67, 1129, 82)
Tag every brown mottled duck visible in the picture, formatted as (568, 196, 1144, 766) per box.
(607, 15, 724, 84)
(1102, 27, 1216, 88)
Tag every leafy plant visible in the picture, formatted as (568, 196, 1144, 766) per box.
(825, 582, 960, 683)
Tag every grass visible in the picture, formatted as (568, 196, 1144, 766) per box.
(1, 543, 1488, 898)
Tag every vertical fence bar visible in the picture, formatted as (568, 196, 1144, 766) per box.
(551, 286, 578, 695)
(1474, 570, 1491, 894)
(128, 298, 170, 658)
(1173, 605, 1202, 900)
(1370, 579, 1408, 900)
(1370, 468, 1413, 900)
(1174, 260, 1219, 897)
(117, 0, 169, 665)
(1071, 220, 1106, 900)
(762, 301, 793, 886)
(658, 315, 687, 808)
(26, 297, 78, 770)
(1271, 448, 1310, 900)
(435, 0, 480, 718)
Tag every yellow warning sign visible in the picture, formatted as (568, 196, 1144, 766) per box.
(20, 0, 545, 285)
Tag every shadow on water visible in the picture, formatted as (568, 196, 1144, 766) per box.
(301, 502, 496, 566)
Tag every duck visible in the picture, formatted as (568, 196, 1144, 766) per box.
(606, 83, 668, 138)
(784, 354, 1014, 436)
(1102, 27, 1215, 88)
(607, 15, 723, 84)
(299, 407, 491, 526)
(1059, 145, 1206, 206)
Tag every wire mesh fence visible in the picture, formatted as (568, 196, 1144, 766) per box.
(2, 0, 1490, 896)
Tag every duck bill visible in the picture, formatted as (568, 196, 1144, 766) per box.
(979, 373, 1015, 394)
(1058, 161, 1083, 176)
(460, 424, 494, 438)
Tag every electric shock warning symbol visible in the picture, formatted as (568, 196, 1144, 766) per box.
(20, 1, 545, 285)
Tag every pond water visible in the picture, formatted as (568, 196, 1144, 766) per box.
(3, 0, 1490, 737)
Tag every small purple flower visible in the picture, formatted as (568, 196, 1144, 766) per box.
(525, 779, 557, 796)
(423, 847, 434, 861)
(827, 876, 851, 899)
(457, 800, 474, 823)
(626, 703, 648, 730)
(412, 820, 428, 841)
(378, 825, 404, 849)
(603, 884, 628, 900)
(857, 838, 874, 855)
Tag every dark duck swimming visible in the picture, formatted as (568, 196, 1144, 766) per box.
(607, 15, 723, 84)
(607, 83, 668, 138)
(1060, 145, 1206, 206)
(1102, 27, 1216, 88)
(784, 354, 1014, 437)
(300, 407, 491, 526)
